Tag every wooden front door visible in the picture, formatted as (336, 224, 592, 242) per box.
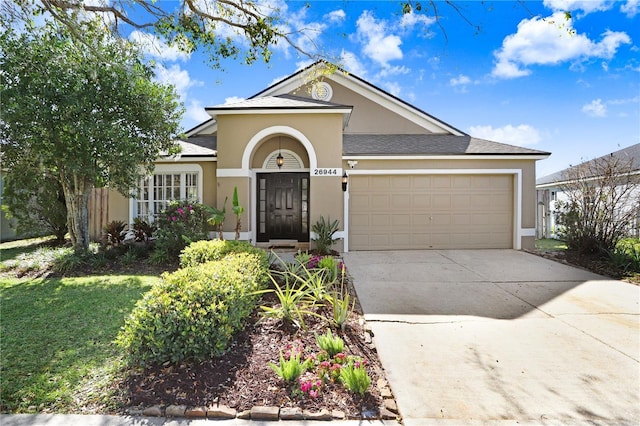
(257, 173, 309, 242)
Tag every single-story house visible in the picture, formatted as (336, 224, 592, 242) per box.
(94, 61, 550, 251)
(536, 143, 640, 239)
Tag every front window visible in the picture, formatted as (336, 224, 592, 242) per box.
(133, 167, 201, 223)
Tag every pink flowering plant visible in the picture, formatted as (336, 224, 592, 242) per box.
(270, 332, 372, 399)
(152, 200, 210, 263)
(298, 372, 323, 399)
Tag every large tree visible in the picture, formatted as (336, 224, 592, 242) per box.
(1, 1, 538, 66)
(0, 23, 182, 250)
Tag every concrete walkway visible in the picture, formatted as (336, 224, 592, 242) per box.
(344, 249, 640, 426)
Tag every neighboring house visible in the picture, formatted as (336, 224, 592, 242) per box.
(536, 143, 640, 239)
(94, 61, 550, 251)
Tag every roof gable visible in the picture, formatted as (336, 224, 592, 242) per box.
(254, 61, 464, 135)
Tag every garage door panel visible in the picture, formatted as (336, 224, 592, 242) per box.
(350, 174, 513, 250)
(392, 176, 411, 189)
(392, 194, 411, 208)
(432, 176, 452, 188)
(371, 214, 390, 226)
(412, 194, 431, 208)
(432, 195, 452, 209)
(371, 176, 392, 189)
(371, 195, 390, 209)
(451, 194, 471, 209)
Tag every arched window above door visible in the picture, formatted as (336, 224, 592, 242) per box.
(263, 149, 305, 170)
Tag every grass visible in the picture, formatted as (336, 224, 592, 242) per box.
(0, 237, 159, 413)
(535, 238, 567, 251)
(0, 275, 157, 413)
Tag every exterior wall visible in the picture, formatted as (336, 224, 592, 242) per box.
(343, 157, 538, 250)
(250, 136, 309, 168)
(296, 81, 430, 135)
(215, 113, 345, 246)
(89, 160, 217, 241)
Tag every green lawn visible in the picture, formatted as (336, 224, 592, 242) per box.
(0, 237, 159, 413)
(0, 275, 157, 413)
(535, 238, 567, 251)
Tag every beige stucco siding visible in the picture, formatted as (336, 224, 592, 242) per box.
(250, 136, 310, 168)
(216, 113, 346, 243)
(296, 80, 430, 135)
(216, 114, 343, 169)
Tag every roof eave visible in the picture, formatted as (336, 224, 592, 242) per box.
(343, 154, 551, 160)
(205, 106, 353, 115)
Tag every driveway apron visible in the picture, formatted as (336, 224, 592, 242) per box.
(343, 249, 640, 425)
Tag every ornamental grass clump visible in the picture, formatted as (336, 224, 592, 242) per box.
(339, 357, 371, 396)
(259, 269, 320, 329)
(269, 341, 310, 383)
(116, 252, 268, 366)
(315, 329, 344, 357)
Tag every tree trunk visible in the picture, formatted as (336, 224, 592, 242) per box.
(61, 173, 92, 251)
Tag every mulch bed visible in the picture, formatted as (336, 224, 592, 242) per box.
(530, 249, 640, 285)
(117, 273, 387, 419)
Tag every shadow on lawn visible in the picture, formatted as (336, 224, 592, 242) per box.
(0, 275, 154, 413)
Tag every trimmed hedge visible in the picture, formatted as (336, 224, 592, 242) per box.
(116, 252, 268, 365)
(179, 239, 267, 269)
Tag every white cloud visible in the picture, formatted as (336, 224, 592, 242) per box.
(340, 49, 368, 77)
(608, 95, 640, 105)
(543, 0, 613, 15)
(399, 11, 435, 29)
(325, 9, 346, 23)
(383, 81, 402, 97)
(621, 0, 640, 17)
(377, 65, 410, 78)
(153, 64, 202, 100)
(582, 99, 607, 117)
(469, 124, 541, 146)
(356, 11, 403, 67)
(492, 12, 631, 79)
(450, 74, 471, 86)
(185, 100, 211, 123)
(129, 30, 191, 62)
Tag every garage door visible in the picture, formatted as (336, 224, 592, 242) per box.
(349, 174, 513, 250)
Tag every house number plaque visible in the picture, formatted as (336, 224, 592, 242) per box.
(312, 168, 342, 176)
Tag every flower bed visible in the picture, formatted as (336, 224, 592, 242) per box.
(119, 249, 395, 420)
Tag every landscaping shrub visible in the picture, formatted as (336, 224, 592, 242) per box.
(151, 200, 210, 264)
(180, 239, 267, 269)
(311, 216, 340, 255)
(116, 253, 268, 365)
(608, 237, 640, 272)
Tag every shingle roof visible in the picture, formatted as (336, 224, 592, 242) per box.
(176, 139, 217, 157)
(185, 135, 217, 152)
(343, 134, 550, 156)
(206, 94, 351, 111)
(536, 143, 640, 186)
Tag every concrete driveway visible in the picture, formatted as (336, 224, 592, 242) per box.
(343, 250, 640, 425)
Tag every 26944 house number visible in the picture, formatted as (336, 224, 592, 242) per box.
(312, 168, 342, 176)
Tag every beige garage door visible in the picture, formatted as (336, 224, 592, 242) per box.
(349, 174, 513, 250)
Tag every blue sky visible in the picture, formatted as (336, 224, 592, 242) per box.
(129, 0, 640, 178)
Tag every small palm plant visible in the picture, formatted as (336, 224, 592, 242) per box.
(312, 216, 340, 255)
(207, 196, 227, 240)
(232, 187, 244, 240)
